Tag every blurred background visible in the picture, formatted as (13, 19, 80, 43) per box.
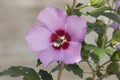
(0, 0, 116, 80)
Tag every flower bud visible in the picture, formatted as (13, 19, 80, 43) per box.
(110, 50, 120, 61)
(116, 43, 120, 50)
(113, 30, 120, 42)
(95, 19, 105, 27)
(90, 0, 108, 8)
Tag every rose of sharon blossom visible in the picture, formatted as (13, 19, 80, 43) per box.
(25, 7, 87, 66)
(111, 0, 120, 29)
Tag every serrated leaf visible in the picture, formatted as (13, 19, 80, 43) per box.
(0, 66, 40, 80)
(39, 69, 53, 80)
(65, 64, 83, 78)
(88, 6, 112, 18)
(102, 12, 120, 24)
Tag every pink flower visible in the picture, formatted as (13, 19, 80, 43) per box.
(25, 7, 87, 66)
(111, 0, 120, 29)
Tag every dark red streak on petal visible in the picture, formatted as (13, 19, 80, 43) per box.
(50, 34, 58, 42)
(62, 42, 69, 49)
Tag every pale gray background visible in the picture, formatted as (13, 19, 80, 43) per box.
(0, 0, 117, 80)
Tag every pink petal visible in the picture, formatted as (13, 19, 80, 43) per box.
(38, 7, 67, 33)
(63, 42, 82, 64)
(25, 25, 52, 52)
(115, 0, 120, 10)
(38, 46, 64, 66)
(65, 16, 87, 42)
(111, 21, 120, 29)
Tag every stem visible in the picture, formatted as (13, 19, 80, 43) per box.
(87, 61, 94, 72)
(93, 72, 96, 80)
(101, 29, 108, 48)
(100, 60, 111, 68)
(71, 0, 76, 14)
(97, 73, 108, 80)
(83, 72, 93, 74)
(92, 62, 99, 80)
(96, 1, 115, 80)
(79, 4, 90, 10)
(57, 63, 64, 80)
(86, 60, 96, 80)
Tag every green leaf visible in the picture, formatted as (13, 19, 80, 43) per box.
(96, 35, 103, 48)
(88, 6, 112, 18)
(90, 0, 108, 8)
(66, 4, 72, 16)
(39, 69, 53, 80)
(84, 44, 105, 59)
(87, 22, 96, 34)
(76, 3, 83, 8)
(102, 12, 120, 24)
(95, 20, 106, 36)
(106, 62, 120, 75)
(115, 71, 120, 80)
(73, 9, 82, 16)
(105, 49, 114, 56)
(86, 77, 93, 80)
(36, 59, 42, 67)
(65, 64, 83, 78)
(83, 44, 96, 51)
(93, 48, 105, 58)
(81, 50, 90, 60)
(0, 66, 40, 80)
(90, 53, 100, 63)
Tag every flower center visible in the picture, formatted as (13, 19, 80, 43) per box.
(50, 29, 71, 50)
(53, 36, 67, 47)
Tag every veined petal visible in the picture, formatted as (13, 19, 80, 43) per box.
(38, 46, 64, 66)
(38, 7, 67, 33)
(65, 16, 87, 42)
(63, 42, 82, 64)
(25, 25, 52, 52)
